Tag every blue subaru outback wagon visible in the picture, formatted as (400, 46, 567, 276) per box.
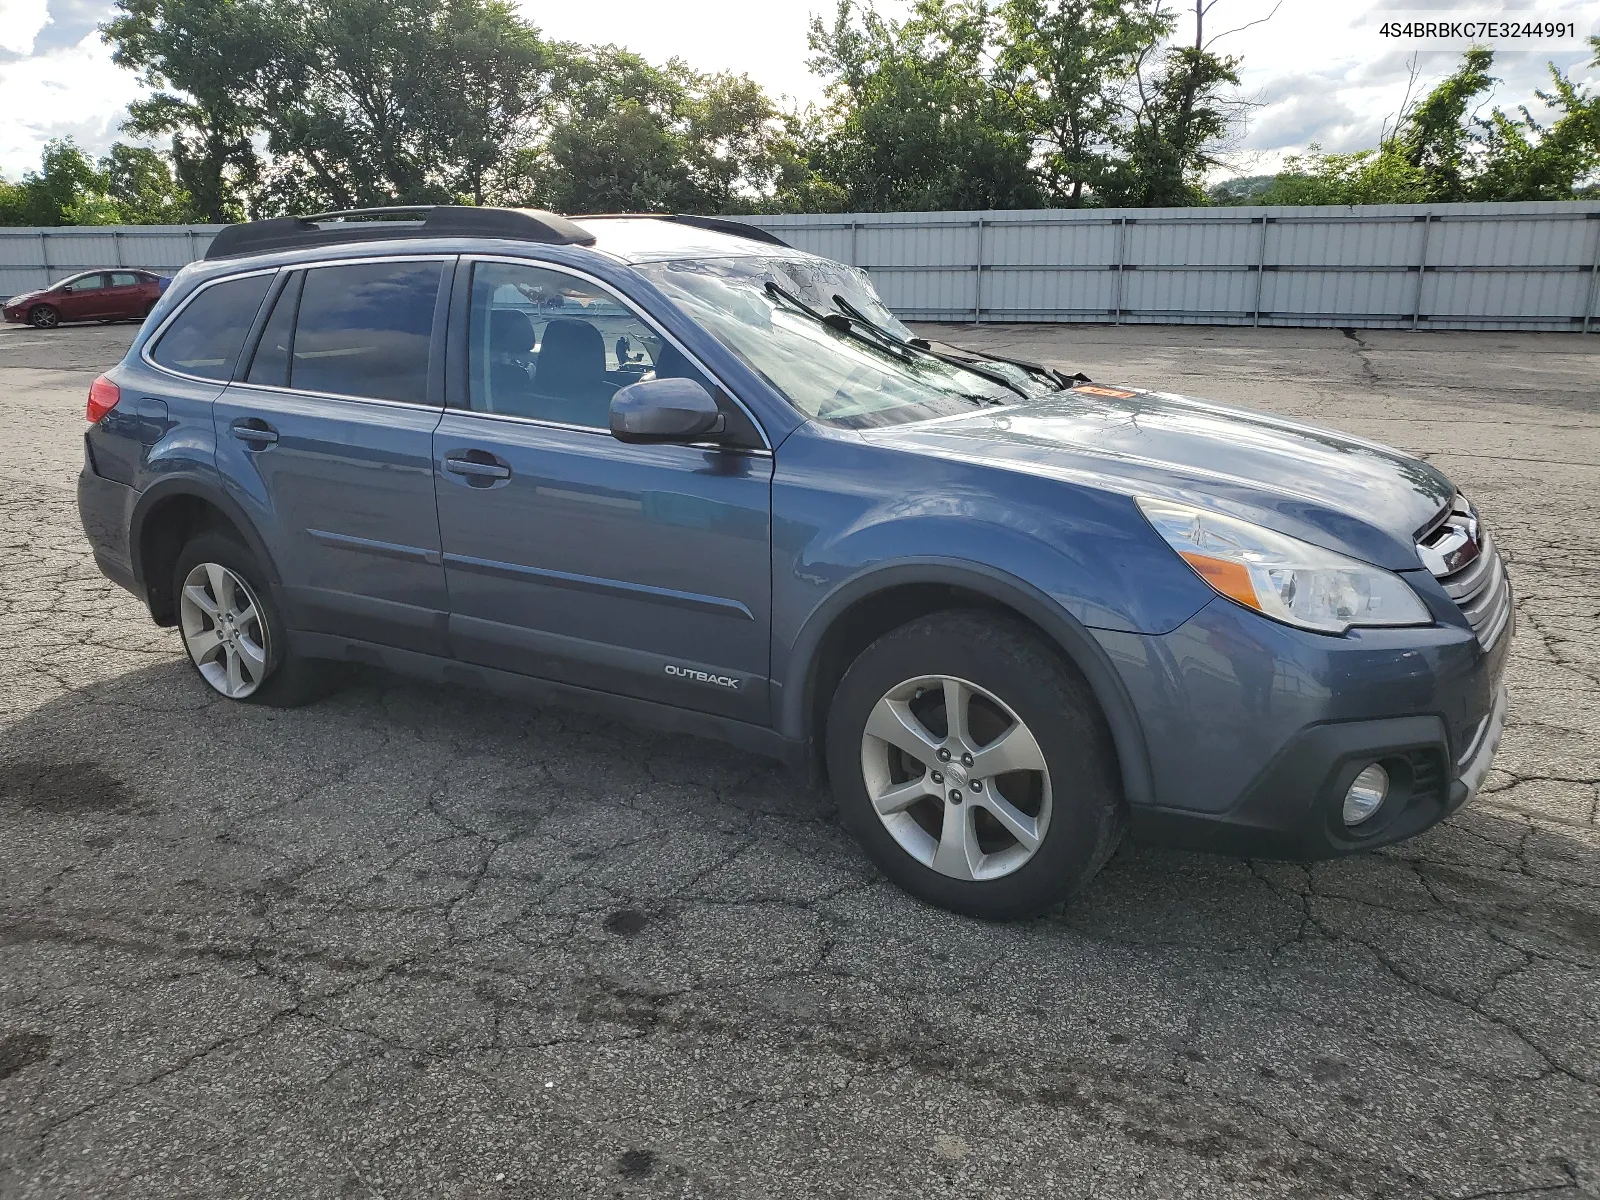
(76, 206, 1511, 918)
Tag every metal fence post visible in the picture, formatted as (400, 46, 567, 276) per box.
(1252, 215, 1268, 327)
(1583, 214, 1600, 335)
(973, 217, 985, 324)
(849, 220, 859, 268)
(1112, 217, 1128, 324)
(186, 229, 199, 264)
(38, 231, 50, 285)
(113, 230, 125, 267)
(1412, 214, 1433, 330)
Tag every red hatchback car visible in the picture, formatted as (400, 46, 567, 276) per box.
(3, 270, 166, 329)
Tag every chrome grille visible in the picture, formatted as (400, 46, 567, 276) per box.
(1417, 495, 1513, 651)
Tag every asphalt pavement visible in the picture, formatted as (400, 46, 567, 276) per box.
(1, 318, 1597, 1198)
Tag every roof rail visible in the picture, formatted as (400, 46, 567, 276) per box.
(667, 214, 790, 247)
(203, 205, 597, 260)
(576, 212, 790, 248)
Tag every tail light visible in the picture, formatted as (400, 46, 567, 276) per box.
(87, 375, 121, 424)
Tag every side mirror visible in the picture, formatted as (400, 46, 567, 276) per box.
(610, 377, 725, 445)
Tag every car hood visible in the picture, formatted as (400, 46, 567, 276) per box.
(861, 384, 1454, 571)
(6, 289, 44, 306)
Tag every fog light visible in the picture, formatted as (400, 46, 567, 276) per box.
(1342, 763, 1389, 826)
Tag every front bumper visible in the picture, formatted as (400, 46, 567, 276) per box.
(1100, 595, 1509, 860)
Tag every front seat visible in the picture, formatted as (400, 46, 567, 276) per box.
(487, 309, 537, 415)
(533, 318, 612, 425)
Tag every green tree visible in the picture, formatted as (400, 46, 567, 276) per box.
(996, 0, 1171, 205)
(253, 0, 552, 211)
(529, 45, 698, 213)
(806, 0, 1041, 211)
(1097, 0, 1242, 206)
(1471, 37, 1600, 200)
(1235, 41, 1599, 206)
(105, 143, 197, 222)
(102, 0, 272, 221)
(0, 139, 119, 226)
(429, 0, 553, 205)
(1396, 47, 1495, 200)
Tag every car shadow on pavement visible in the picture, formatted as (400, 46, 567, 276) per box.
(5, 655, 1595, 953)
(4, 657, 1598, 1197)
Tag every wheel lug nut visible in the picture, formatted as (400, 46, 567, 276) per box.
(969, 779, 982, 792)
(930, 771, 943, 785)
(949, 790, 963, 804)
(937, 747, 951, 762)
(961, 752, 974, 768)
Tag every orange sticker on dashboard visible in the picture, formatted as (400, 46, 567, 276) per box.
(1072, 385, 1138, 398)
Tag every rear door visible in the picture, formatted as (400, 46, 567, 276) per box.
(106, 271, 148, 319)
(432, 256, 774, 722)
(213, 256, 453, 654)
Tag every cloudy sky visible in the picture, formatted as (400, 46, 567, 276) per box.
(1, 0, 1596, 184)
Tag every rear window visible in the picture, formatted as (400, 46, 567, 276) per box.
(288, 261, 442, 404)
(150, 274, 273, 381)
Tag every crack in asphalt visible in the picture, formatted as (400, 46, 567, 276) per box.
(2, 324, 1598, 1198)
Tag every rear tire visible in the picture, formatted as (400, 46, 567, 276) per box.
(826, 610, 1125, 920)
(29, 305, 59, 329)
(172, 532, 340, 707)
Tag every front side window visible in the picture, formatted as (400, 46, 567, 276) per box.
(635, 256, 1014, 429)
(289, 260, 443, 404)
(465, 261, 715, 430)
(150, 273, 273, 381)
(69, 273, 106, 292)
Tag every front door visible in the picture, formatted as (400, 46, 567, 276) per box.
(432, 258, 774, 723)
(60, 273, 109, 320)
(214, 257, 453, 654)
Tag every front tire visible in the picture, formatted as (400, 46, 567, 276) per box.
(29, 305, 59, 329)
(826, 611, 1125, 920)
(173, 532, 337, 707)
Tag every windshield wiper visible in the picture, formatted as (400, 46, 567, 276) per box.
(832, 295, 1088, 390)
(937, 344, 1087, 391)
(827, 295, 1037, 398)
(764, 281, 917, 365)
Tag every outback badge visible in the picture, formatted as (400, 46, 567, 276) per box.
(664, 663, 741, 690)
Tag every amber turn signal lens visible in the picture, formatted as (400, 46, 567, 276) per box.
(87, 376, 120, 424)
(1179, 551, 1260, 610)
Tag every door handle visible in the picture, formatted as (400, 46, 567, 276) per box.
(231, 418, 279, 447)
(443, 452, 511, 484)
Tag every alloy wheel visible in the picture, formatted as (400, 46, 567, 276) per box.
(178, 562, 270, 699)
(30, 306, 58, 329)
(859, 674, 1052, 881)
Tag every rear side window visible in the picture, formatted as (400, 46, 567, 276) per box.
(110, 272, 140, 287)
(289, 261, 442, 404)
(246, 273, 301, 387)
(150, 274, 273, 381)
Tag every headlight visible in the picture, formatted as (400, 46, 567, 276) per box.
(1137, 497, 1430, 634)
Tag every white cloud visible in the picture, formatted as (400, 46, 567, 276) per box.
(0, 31, 145, 177)
(0, 0, 51, 56)
(1202, 0, 1599, 174)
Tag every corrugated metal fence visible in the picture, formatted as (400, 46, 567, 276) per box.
(0, 226, 224, 303)
(742, 202, 1600, 331)
(6, 201, 1599, 331)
